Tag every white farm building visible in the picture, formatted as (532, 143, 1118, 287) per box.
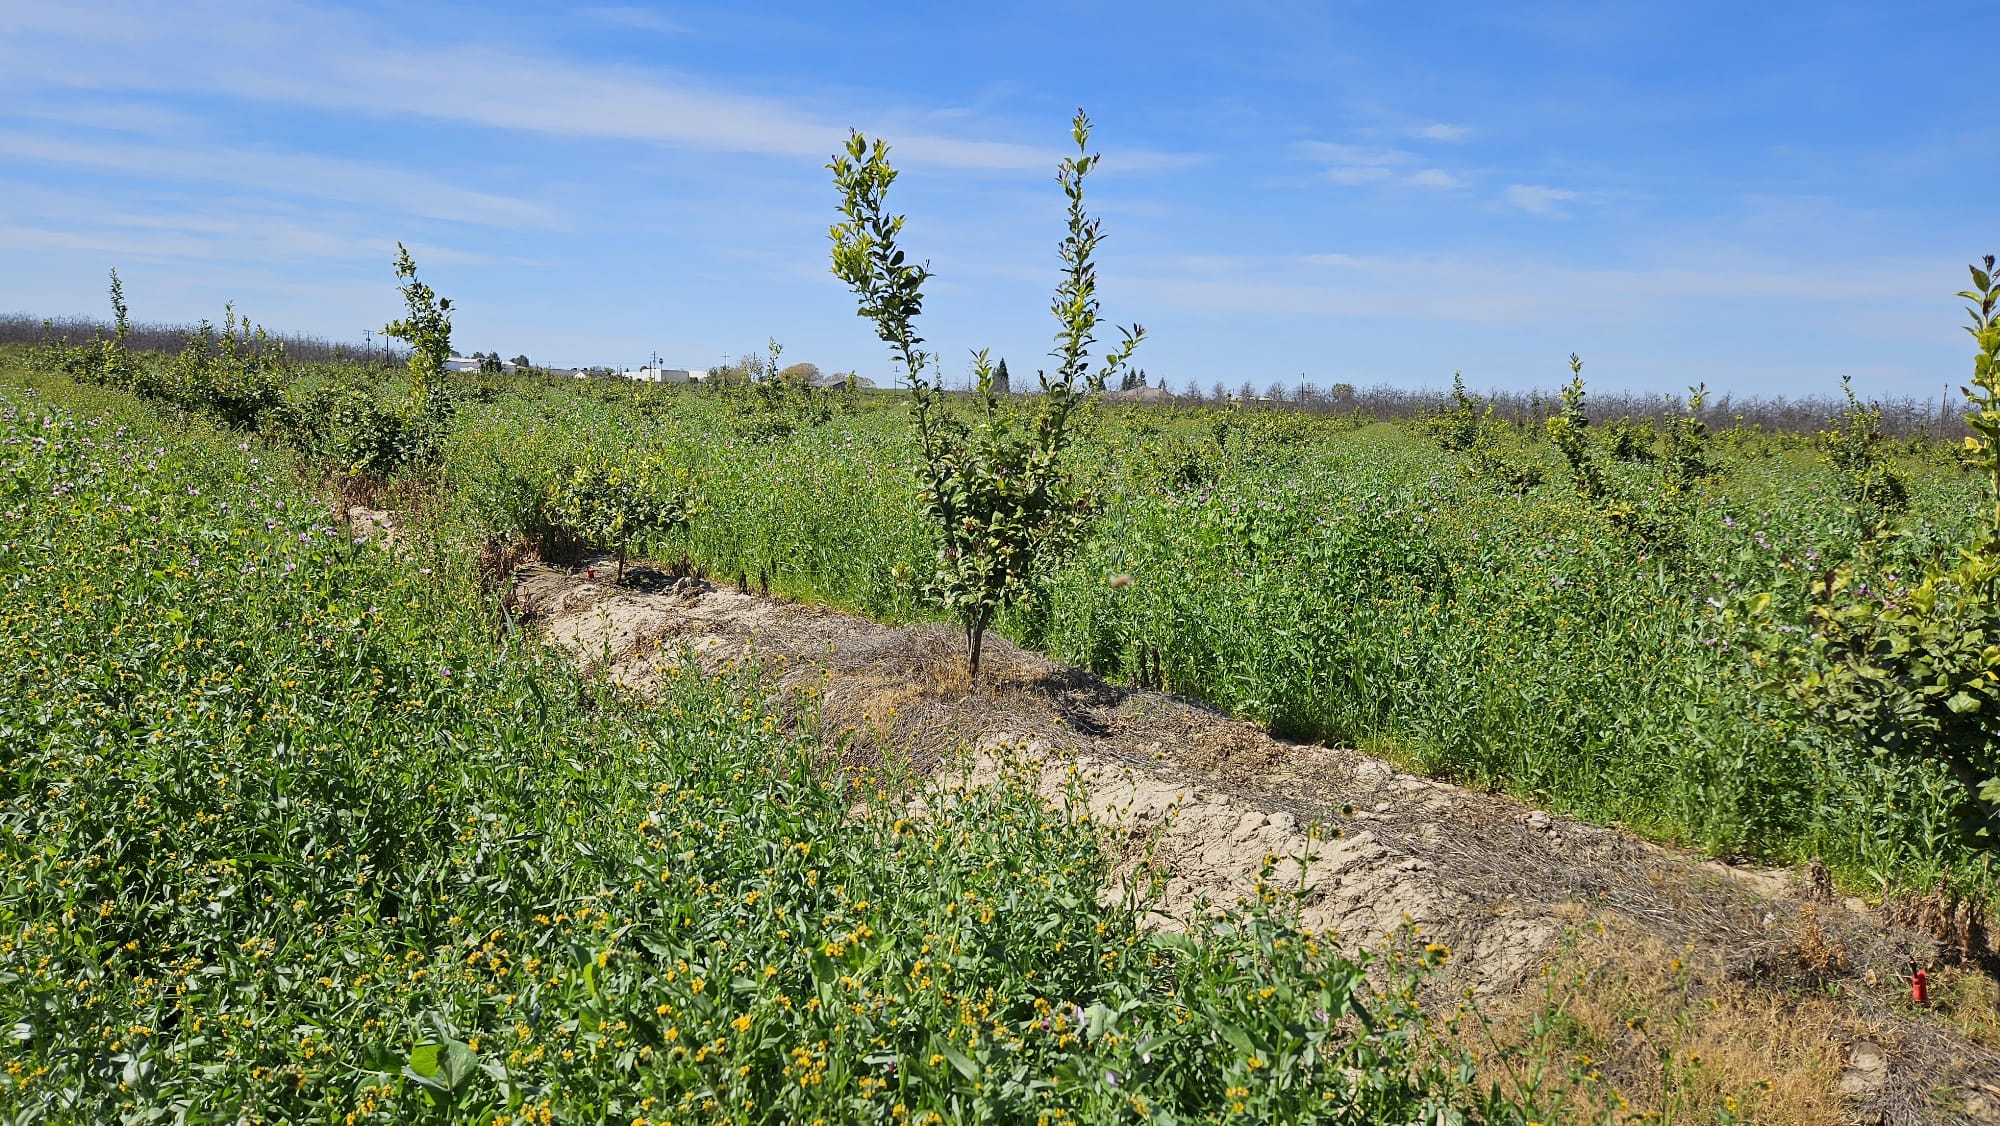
(619, 366, 707, 384)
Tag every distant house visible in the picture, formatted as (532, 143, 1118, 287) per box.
(621, 366, 698, 384)
(446, 355, 530, 374)
(810, 372, 875, 390)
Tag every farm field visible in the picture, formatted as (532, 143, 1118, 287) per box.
(6, 2, 1999, 1121)
(5, 304, 2000, 1124)
(0, 361, 1574, 1122)
(434, 370, 1984, 895)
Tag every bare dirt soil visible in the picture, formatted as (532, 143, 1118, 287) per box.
(510, 556, 2000, 1124)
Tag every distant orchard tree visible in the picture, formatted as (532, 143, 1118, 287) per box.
(706, 359, 752, 385)
(1238, 380, 1256, 402)
(478, 352, 503, 374)
(1212, 381, 1228, 403)
(510, 354, 531, 370)
(1183, 380, 1202, 402)
(779, 361, 822, 384)
(1266, 380, 1287, 401)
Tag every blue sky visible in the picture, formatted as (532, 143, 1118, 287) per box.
(0, 1, 1992, 398)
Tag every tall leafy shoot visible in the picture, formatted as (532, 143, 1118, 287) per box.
(830, 110, 1144, 678)
(383, 243, 456, 458)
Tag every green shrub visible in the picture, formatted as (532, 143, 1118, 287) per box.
(1817, 374, 1910, 540)
(1424, 372, 1490, 454)
(1743, 257, 2000, 838)
(1546, 356, 1608, 500)
(1660, 384, 1715, 495)
(540, 453, 695, 578)
(274, 380, 423, 478)
(157, 307, 288, 430)
(1602, 416, 1656, 462)
(382, 243, 457, 463)
(30, 270, 141, 391)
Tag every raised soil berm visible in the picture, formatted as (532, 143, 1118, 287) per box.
(511, 557, 2000, 1124)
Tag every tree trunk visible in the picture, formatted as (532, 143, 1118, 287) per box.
(966, 613, 989, 682)
(1939, 751, 2000, 833)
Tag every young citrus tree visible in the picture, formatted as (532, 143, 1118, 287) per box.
(1744, 257, 2000, 833)
(830, 110, 1143, 678)
(1818, 374, 1910, 541)
(541, 454, 693, 581)
(1546, 354, 1609, 500)
(36, 270, 140, 390)
(382, 243, 456, 460)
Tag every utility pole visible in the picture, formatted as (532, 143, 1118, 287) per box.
(363, 330, 372, 366)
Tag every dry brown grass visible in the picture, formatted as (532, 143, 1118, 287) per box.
(1923, 965, 2000, 1052)
(479, 533, 539, 597)
(809, 627, 1056, 780)
(1883, 885, 1994, 967)
(1457, 921, 1862, 1125)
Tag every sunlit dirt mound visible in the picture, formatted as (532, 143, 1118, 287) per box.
(511, 557, 2000, 1125)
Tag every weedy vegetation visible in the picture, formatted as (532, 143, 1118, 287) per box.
(416, 256, 1997, 902)
(0, 379, 1538, 1123)
(6, 104, 2000, 1121)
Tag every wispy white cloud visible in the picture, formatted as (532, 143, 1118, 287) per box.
(1404, 169, 1465, 189)
(1328, 166, 1393, 185)
(1299, 140, 1466, 190)
(573, 6, 686, 35)
(1125, 249, 1943, 328)
(7, 97, 203, 137)
(1296, 140, 1412, 167)
(0, 178, 525, 270)
(1504, 184, 1581, 217)
(0, 131, 559, 229)
(0, 0, 1196, 174)
(1409, 123, 1470, 142)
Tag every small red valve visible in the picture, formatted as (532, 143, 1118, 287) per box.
(1910, 962, 1929, 1005)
